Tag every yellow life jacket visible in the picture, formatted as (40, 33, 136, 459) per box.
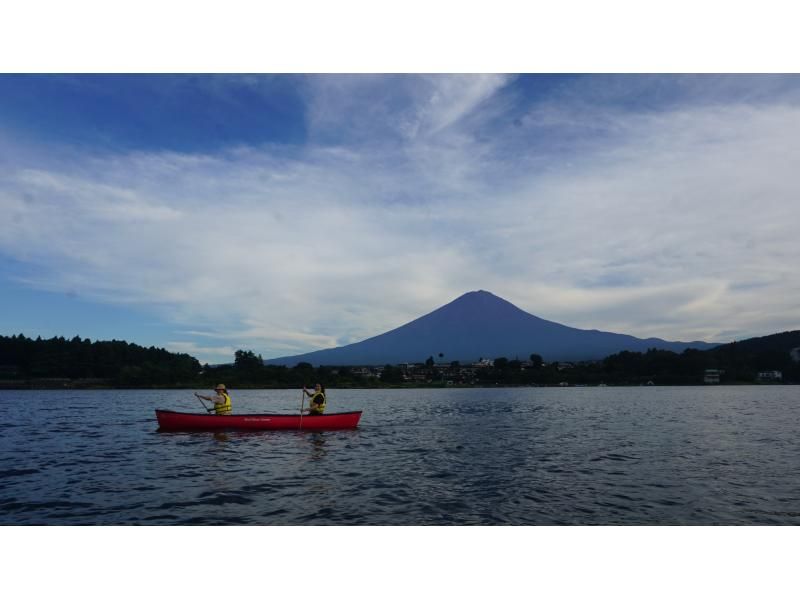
(215, 391, 232, 415)
(308, 391, 326, 415)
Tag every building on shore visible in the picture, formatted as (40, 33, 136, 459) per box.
(704, 369, 724, 384)
(757, 370, 783, 382)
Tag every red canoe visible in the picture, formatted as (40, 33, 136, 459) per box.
(156, 409, 362, 431)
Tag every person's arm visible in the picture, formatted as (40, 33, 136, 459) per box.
(195, 392, 223, 403)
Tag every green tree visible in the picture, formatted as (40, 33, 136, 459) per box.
(381, 364, 404, 384)
(234, 349, 262, 370)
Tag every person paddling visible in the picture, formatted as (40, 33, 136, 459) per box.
(195, 384, 233, 415)
(302, 383, 326, 416)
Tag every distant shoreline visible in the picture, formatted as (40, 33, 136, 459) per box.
(4, 331, 797, 388)
(0, 380, 794, 390)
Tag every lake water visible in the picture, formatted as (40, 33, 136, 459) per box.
(1, 386, 799, 525)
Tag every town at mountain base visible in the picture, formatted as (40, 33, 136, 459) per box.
(1, 291, 798, 387)
(1, 329, 798, 388)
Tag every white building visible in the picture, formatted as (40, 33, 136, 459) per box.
(704, 369, 724, 384)
(757, 371, 783, 382)
(472, 358, 494, 367)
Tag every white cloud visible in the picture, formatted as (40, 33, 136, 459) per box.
(301, 74, 512, 143)
(1, 75, 799, 358)
(165, 341, 238, 363)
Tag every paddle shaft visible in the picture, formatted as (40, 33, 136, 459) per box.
(299, 389, 305, 430)
(196, 393, 215, 413)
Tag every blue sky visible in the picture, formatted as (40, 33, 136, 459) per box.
(1, 74, 799, 363)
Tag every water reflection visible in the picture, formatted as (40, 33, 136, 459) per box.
(308, 432, 327, 461)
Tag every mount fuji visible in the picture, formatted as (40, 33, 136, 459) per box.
(265, 290, 717, 366)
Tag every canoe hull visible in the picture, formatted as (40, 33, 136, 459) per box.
(156, 409, 362, 431)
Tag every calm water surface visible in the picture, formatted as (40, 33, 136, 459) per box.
(1, 386, 799, 524)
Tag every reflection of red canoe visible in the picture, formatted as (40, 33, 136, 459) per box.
(156, 409, 362, 431)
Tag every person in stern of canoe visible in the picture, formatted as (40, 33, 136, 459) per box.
(302, 383, 326, 415)
(195, 384, 233, 415)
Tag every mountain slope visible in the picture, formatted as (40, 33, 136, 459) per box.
(710, 329, 800, 356)
(708, 329, 800, 373)
(265, 290, 717, 366)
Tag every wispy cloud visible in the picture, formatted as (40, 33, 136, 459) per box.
(165, 341, 238, 363)
(1, 74, 799, 359)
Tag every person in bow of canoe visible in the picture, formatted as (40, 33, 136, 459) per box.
(195, 384, 233, 415)
(302, 383, 326, 416)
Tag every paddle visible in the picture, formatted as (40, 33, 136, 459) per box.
(299, 387, 305, 430)
(195, 392, 215, 414)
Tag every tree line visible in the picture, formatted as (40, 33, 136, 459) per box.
(0, 334, 200, 387)
(1, 331, 797, 388)
(465, 346, 798, 386)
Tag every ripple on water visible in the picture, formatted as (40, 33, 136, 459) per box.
(3, 386, 800, 524)
(0, 468, 40, 479)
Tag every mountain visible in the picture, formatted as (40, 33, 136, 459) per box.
(709, 329, 800, 357)
(707, 330, 800, 374)
(265, 290, 718, 366)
